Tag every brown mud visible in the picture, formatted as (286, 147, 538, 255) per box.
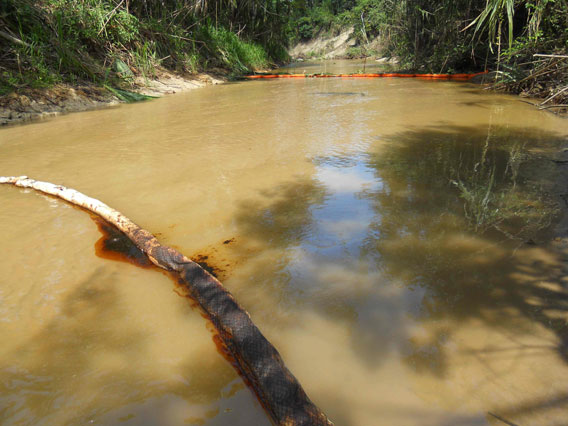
(0, 84, 118, 126)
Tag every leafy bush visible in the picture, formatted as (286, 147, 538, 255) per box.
(298, 17, 314, 40)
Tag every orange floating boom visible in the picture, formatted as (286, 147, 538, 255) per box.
(245, 71, 488, 81)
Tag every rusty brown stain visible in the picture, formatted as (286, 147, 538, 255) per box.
(93, 219, 240, 373)
(92, 216, 154, 268)
(191, 254, 224, 279)
(90, 218, 329, 424)
(3, 178, 331, 425)
(172, 272, 263, 402)
(208, 323, 273, 416)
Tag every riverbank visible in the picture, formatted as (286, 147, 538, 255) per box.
(288, 2, 567, 112)
(288, 42, 567, 113)
(0, 0, 288, 126)
(0, 69, 225, 126)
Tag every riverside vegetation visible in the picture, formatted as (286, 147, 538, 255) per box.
(1, 1, 567, 106)
(290, 0, 568, 107)
(0, 0, 290, 94)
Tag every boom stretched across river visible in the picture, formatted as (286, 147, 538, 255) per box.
(245, 71, 489, 81)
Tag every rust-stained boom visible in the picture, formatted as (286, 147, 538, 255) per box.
(0, 176, 332, 426)
(245, 71, 489, 80)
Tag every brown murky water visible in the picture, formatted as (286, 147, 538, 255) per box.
(2, 60, 568, 425)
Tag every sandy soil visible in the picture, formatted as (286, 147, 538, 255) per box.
(0, 69, 225, 126)
(289, 27, 357, 59)
(288, 27, 392, 62)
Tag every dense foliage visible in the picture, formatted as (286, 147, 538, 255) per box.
(1, 1, 566, 94)
(290, 0, 568, 72)
(0, 0, 291, 93)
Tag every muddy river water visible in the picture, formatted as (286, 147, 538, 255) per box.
(1, 60, 568, 425)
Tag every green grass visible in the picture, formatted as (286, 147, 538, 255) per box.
(0, 0, 281, 95)
(198, 25, 269, 73)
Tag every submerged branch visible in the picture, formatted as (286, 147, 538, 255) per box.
(0, 176, 332, 426)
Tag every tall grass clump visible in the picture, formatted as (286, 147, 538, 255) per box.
(0, 0, 289, 94)
(197, 25, 269, 73)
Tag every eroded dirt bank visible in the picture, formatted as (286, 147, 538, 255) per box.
(0, 70, 225, 126)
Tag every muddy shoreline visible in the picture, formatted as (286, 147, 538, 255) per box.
(0, 69, 225, 127)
